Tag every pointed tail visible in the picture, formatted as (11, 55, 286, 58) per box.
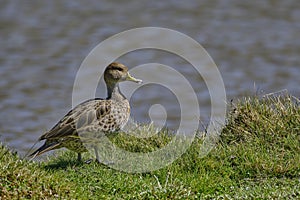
(27, 141, 60, 159)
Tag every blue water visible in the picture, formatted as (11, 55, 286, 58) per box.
(0, 0, 299, 155)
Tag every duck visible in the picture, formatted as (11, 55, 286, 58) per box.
(29, 62, 142, 162)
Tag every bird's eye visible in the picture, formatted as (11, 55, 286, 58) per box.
(111, 66, 124, 71)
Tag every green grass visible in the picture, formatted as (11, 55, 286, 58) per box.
(1, 94, 299, 199)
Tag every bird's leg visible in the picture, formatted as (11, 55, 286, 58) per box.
(93, 146, 114, 165)
(77, 153, 82, 162)
(94, 146, 101, 163)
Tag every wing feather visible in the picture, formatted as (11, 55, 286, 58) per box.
(39, 98, 112, 140)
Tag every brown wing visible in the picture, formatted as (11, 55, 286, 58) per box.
(39, 98, 112, 140)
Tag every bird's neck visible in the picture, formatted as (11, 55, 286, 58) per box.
(107, 83, 126, 101)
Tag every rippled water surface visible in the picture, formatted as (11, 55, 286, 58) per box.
(0, 0, 299, 155)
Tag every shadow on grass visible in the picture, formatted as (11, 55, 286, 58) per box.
(43, 159, 85, 170)
(43, 157, 109, 171)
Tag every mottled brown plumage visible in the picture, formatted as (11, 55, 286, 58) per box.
(29, 62, 142, 161)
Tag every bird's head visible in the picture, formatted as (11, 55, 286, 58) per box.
(104, 62, 142, 85)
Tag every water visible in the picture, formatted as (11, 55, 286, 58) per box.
(0, 0, 299, 155)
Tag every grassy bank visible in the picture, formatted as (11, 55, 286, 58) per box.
(1, 94, 299, 199)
